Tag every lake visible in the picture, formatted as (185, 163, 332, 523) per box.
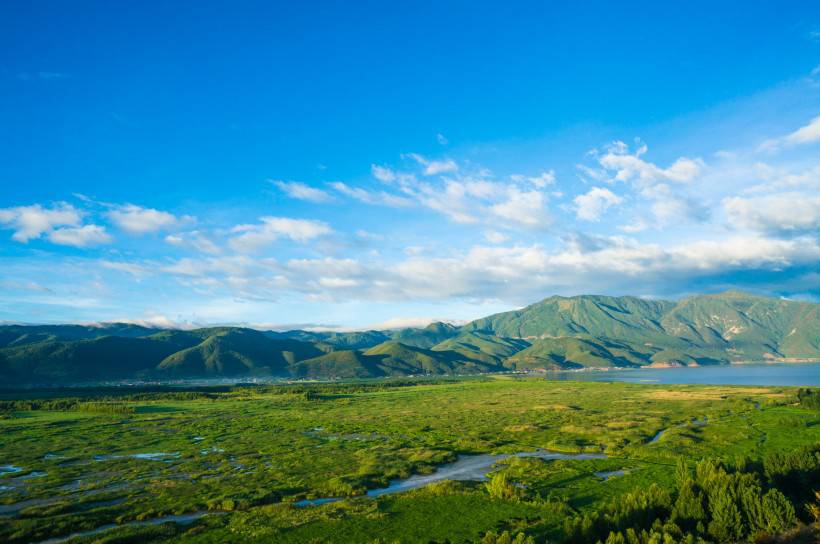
(549, 362, 820, 386)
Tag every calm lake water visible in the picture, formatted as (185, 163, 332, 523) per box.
(550, 362, 820, 386)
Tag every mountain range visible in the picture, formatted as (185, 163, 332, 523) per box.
(1, 291, 818, 385)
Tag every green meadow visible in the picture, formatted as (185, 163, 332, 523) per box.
(0, 378, 818, 543)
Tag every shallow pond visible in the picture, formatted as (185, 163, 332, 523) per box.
(647, 429, 666, 444)
(594, 469, 626, 480)
(94, 452, 180, 462)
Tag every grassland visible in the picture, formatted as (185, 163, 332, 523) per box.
(0, 378, 818, 543)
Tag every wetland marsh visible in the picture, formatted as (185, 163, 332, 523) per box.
(0, 378, 818, 543)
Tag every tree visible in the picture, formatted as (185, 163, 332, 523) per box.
(706, 486, 743, 543)
(485, 473, 521, 501)
(761, 488, 796, 535)
(480, 530, 534, 544)
(671, 479, 706, 530)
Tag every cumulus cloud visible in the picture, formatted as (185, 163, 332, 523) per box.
(107, 204, 179, 234)
(573, 187, 623, 221)
(490, 187, 551, 229)
(137, 227, 820, 311)
(724, 192, 820, 234)
(272, 180, 333, 203)
(229, 217, 331, 252)
(578, 143, 709, 227)
(596, 141, 704, 186)
(48, 225, 112, 247)
(0, 203, 81, 242)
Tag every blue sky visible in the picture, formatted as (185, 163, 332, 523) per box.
(2, 2, 820, 329)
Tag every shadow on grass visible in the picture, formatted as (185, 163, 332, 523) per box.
(135, 405, 181, 414)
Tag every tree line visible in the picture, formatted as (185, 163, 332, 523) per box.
(0, 398, 135, 414)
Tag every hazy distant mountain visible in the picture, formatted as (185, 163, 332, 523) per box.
(1, 291, 818, 385)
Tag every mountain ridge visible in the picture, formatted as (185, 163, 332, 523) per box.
(1, 291, 818, 384)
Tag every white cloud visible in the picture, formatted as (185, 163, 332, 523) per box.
(782, 116, 820, 146)
(573, 187, 623, 221)
(619, 219, 649, 233)
(371, 164, 397, 183)
(107, 204, 179, 234)
(595, 141, 703, 186)
(164, 231, 221, 254)
(436, 133, 449, 145)
(760, 116, 820, 150)
(272, 180, 333, 203)
(355, 229, 384, 241)
(0, 203, 81, 242)
(490, 187, 551, 229)
(580, 143, 708, 228)
(112, 314, 199, 329)
(138, 228, 820, 311)
(405, 153, 459, 176)
(484, 230, 509, 244)
(48, 225, 112, 247)
(229, 217, 331, 252)
(724, 192, 820, 233)
(329, 182, 413, 207)
(372, 316, 459, 330)
(101, 260, 151, 277)
(745, 163, 820, 193)
(648, 191, 709, 226)
(527, 170, 556, 188)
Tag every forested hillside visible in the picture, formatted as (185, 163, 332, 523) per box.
(1, 292, 818, 384)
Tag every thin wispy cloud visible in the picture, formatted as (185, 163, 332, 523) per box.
(272, 180, 334, 203)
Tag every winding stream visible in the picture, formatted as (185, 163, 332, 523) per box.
(647, 429, 666, 444)
(34, 512, 217, 544)
(295, 449, 606, 506)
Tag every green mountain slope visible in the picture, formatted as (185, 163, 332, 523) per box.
(464, 291, 820, 366)
(0, 323, 156, 348)
(1, 291, 818, 384)
(268, 329, 391, 350)
(156, 328, 323, 377)
(389, 322, 460, 348)
(0, 335, 193, 382)
(465, 295, 674, 342)
(363, 341, 500, 375)
(431, 331, 530, 365)
(290, 350, 380, 379)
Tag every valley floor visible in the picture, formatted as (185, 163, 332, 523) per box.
(0, 378, 818, 543)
